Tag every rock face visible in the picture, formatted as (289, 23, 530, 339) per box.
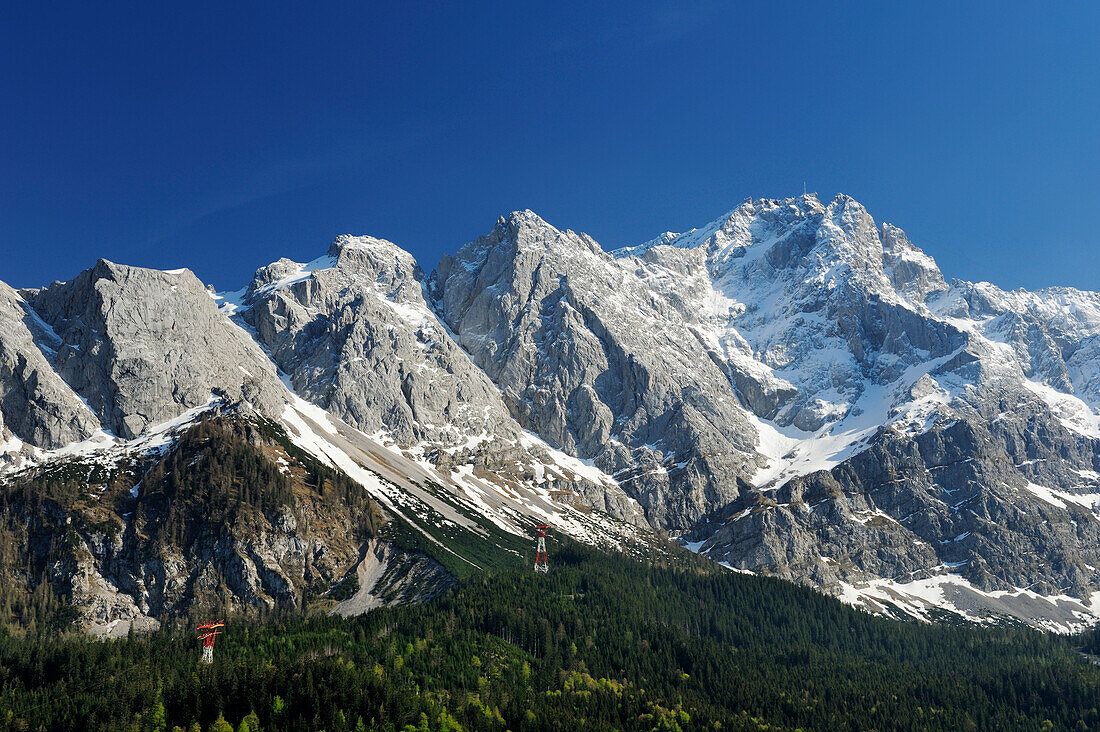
(7, 192, 1100, 628)
(0, 281, 100, 451)
(240, 236, 518, 449)
(0, 414, 451, 636)
(427, 196, 1100, 624)
(433, 211, 762, 528)
(599, 194, 1100, 624)
(697, 419, 1100, 592)
(24, 260, 288, 439)
(236, 234, 648, 528)
(424, 201, 971, 529)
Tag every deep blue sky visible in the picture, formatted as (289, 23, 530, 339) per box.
(2, 2, 1098, 291)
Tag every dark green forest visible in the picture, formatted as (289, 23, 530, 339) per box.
(4, 542, 1100, 731)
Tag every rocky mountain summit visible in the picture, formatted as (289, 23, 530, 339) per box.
(231, 233, 646, 527)
(433, 211, 762, 528)
(26, 260, 289, 439)
(0, 251, 652, 634)
(240, 236, 518, 449)
(4, 192, 1100, 630)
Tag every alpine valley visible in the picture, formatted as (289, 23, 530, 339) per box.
(6, 193, 1100, 635)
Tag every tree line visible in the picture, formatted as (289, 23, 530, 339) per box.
(3, 541, 1100, 730)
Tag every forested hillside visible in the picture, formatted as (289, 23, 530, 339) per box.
(0, 414, 450, 635)
(3, 543, 1100, 731)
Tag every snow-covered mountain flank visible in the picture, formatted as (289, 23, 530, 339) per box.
(5, 192, 1100, 632)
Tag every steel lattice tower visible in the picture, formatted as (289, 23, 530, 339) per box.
(534, 523, 550, 573)
(197, 621, 224, 664)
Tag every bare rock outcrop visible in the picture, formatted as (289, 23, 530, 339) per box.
(0, 281, 100, 450)
(24, 260, 287, 438)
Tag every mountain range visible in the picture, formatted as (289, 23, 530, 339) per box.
(5, 193, 1100, 634)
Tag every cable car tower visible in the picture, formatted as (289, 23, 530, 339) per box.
(534, 523, 550, 573)
(197, 620, 224, 664)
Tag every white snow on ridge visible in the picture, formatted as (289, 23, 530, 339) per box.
(518, 430, 623, 489)
(1020, 378, 1100, 438)
(1021, 482, 1100, 511)
(748, 346, 968, 489)
(213, 254, 338, 315)
(258, 254, 338, 295)
(376, 293, 435, 329)
(838, 574, 1100, 634)
(211, 287, 246, 315)
(0, 394, 223, 477)
(1024, 482, 1069, 509)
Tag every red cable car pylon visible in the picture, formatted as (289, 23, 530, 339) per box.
(534, 523, 550, 573)
(196, 620, 224, 664)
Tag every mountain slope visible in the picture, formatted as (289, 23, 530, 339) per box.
(609, 195, 1100, 628)
(429, 196, 1100, 628)
(6, 544, 1100, 731)
(0, 281, 101, 453)
(24, 260, 289, 439)
(433, 211, 762, 528)
(230, 233, 647, 529)
(0, 257, 660, 634)
(5, 193, 1100, 630)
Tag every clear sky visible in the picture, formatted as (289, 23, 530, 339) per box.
(2, 2, 1098, 292)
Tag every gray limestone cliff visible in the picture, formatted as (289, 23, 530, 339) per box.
(7, 193, 1100, 628)
(433, 211, 762, 528)
(241, 236, 518, 448)
(23, 260, 288, 439)
(0, 281, 101, 452)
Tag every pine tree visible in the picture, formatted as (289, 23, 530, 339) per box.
(209, 713, 233, 732)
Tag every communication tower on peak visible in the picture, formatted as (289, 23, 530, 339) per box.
(534, 524, 550, 573)
(197, 620, 224, 664)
